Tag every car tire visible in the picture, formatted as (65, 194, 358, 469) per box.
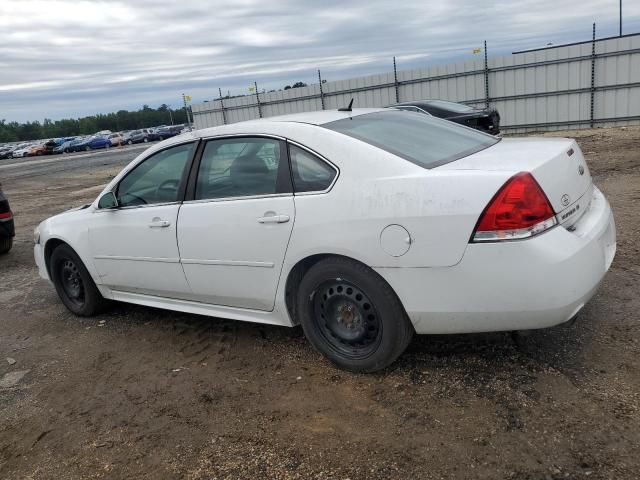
(85, 146, 91, 151)
(50, 244, 109, 316)
(143, 137, 149, 143)
(63, 149, 69, 154)
(127, 140, 133, 145)
(0, 237, 12, 255)
(296, 256, 414, 373)
(158, 136, 164, 141)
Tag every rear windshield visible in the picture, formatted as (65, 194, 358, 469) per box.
(323, 110, 499, 168)
(425, 100, 476, 113)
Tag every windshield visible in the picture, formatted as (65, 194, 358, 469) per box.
(323, 110, 499, 169)
(425, 100, 476, 113)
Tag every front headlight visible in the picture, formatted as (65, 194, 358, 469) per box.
(34, 228, 40, 245)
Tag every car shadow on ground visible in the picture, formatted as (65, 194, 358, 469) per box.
(98, 299, 588, 383)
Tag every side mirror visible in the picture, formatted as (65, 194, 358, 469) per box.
(97, 191, 118, 209)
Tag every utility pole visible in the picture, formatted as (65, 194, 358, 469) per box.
(254, 81, 262, 118)
(619, 0, 622, 36)
(219, 87, 227, 125)
(168, 107, 174, 125)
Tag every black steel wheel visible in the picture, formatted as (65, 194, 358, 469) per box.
(60, 259, 85, 307)
(50, 244, 109, 316)
(313, 279, 382, 360)
(297, 256, 414, 373)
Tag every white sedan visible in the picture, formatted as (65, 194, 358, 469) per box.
(34, 108, 616, 372)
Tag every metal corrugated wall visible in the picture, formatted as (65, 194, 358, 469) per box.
(192, 34, 640, 133)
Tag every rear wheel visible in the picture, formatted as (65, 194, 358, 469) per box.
(296, 257, 413, 372)
(0, 237, 12, 254)
(85, 146, 91, 151)
(50, 244, 109, 316)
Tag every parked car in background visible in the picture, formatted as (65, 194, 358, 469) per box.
(0, 183, 14, 254)
(53, 140, 73, 154)
(0, 147, 13, 159)
(155, 125, 183, 140)
(44, 139, 60, 155)
(108, 132, 124, 146)
(12, 144, 33, 158)
(145, 128, 161, 141)
(71, 136, 111, 152)
(64, 138, 85, 153)
(29, 144, 47, 156)
(122, 130, 150, 144)
(34, 108, 615, 372)
(391, 99, 500, 134)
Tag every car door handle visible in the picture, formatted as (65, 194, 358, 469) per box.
(149, 218, 171, 228)
(257, 214, 290, 224)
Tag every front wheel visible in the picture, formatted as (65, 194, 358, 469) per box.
(296, 257, 413, 373)
(50, 244, 109, 316)
(85, 146, 91, 151)
(127, 140, 133, 145)
(143, 137, 149, 143)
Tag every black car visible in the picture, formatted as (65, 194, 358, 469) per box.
(0, 183, 15, 254)
(0, 147, 13, 160)
(390, 99, 500, 134)
(155, 125, 184, 140)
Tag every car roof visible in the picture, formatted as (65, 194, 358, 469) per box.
(193, 108, 387, 139)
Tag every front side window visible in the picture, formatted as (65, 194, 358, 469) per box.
(195, 137, 285, 200)
(117, 142, 194, 207)
(324, 110, 499, 169)
(289, 145, 336, 193)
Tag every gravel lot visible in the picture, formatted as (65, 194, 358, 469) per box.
(1, 128, 639, 479)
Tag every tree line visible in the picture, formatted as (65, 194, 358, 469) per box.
(0, 104, 189, 143)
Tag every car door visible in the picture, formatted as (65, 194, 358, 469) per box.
(89, 141, 196, 298)
(177, 136, 295, 311)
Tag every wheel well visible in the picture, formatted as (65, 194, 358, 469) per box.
(285, 254, 393, 326)
(44, 238, 67, 278)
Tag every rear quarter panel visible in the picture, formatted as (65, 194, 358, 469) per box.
(260, 123, 513, 269)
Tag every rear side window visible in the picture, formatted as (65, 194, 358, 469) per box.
(324, 110, 499, 169)
(289, 145, 336, 193)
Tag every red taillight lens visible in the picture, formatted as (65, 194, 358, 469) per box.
(0, 211, 12, 220)
(472, 172, 556, 242)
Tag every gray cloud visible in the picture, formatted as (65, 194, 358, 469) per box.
(1, 0, 639, 122)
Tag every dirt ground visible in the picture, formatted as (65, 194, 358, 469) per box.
(0, 126, 639, 479)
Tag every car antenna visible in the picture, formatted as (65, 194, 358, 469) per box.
(338, 98, 354, 112)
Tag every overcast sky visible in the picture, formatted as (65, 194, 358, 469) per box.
(1, 0, 639, 123)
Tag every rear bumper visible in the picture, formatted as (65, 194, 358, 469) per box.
(0, 218, 14, 238)
(376, 186, 616, 334)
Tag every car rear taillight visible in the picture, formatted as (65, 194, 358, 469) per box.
(472, 172, 556, 242)
(0, 211, 12, 220)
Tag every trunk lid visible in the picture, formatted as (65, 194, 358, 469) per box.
(438, 137, 592, 226)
